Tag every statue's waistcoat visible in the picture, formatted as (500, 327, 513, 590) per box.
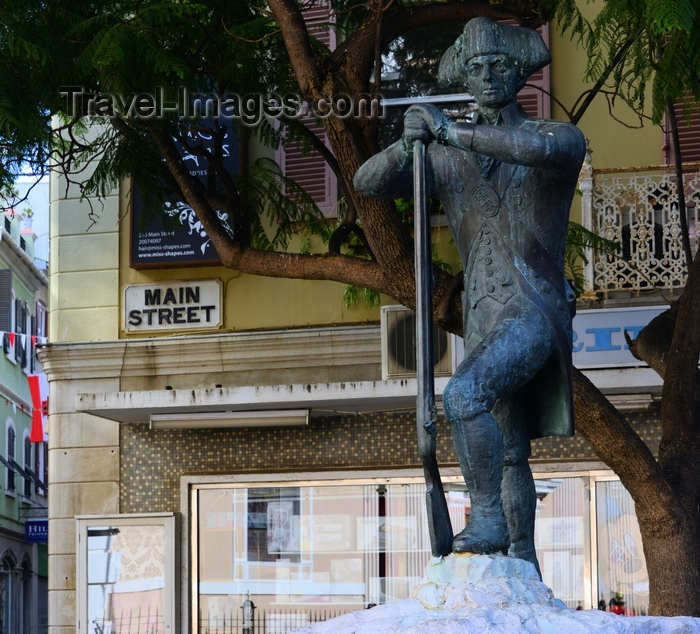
(431, 122, 576, 439)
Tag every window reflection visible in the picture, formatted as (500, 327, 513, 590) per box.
(596, 480, 649, 615)
(197, 477, 591, 632)
(534, 478, 586, 609)
(86, 525, 166, 634)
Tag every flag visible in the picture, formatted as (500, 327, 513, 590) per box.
(28, 375, 44, 442)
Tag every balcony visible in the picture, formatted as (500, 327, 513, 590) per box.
(579, 153, 700, 300)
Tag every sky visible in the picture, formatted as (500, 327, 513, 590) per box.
(14, 175, 49, 267)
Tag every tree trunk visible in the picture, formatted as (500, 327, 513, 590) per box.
(640, 505, 700, 616)
(572, 368, 700, 617)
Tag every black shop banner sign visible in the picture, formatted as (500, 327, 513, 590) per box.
(130, 124, 239, 268)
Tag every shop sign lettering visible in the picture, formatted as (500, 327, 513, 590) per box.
(572, 306, 667, 368)
(124, 280, 222, 332)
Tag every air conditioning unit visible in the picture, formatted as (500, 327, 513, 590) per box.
(380, 305, 463, 380)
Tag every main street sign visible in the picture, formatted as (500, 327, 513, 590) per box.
(124, 279, 222, 333)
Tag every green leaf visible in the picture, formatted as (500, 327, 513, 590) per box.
(647, 0, 696, 35)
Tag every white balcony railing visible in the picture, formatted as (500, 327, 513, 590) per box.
(579, 151, 700, 299)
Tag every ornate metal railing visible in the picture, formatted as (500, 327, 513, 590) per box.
(200, 608, 346, 634)
(91, 607, 344, 634)
(579, 152, 700, 299)
(92, 610, 164, 634)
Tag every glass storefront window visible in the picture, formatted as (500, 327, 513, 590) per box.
(196, 483, 433, 626)
(534, 477, 587, 609)
(595, 480, 649, 615)
(194, 475, 591, 632)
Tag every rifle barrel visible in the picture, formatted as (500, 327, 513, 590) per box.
(413, 139, 453, 558)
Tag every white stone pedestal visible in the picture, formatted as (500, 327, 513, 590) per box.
(410, 552, 559, 611)
(291, 553, 700, 633)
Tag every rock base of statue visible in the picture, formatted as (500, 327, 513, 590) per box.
(290, 553, 700, 634)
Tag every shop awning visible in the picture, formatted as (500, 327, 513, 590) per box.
(76, 378, 453, 425)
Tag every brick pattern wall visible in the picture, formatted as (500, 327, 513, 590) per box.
(120, 405, 662, 513)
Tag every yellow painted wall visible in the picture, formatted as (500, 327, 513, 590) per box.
(549, 2, 662, 170)
(49, 165, 121, 342)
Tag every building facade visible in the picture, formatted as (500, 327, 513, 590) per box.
(41, 11, 695, 634)
(0, 210, 49, 634)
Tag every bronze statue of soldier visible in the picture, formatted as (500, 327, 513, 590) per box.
(354, 17, 585, 573)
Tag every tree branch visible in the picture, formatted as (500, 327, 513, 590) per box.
(149, 123, 392, 290)
(570, 37, 636, 125)
(627, 303, 678, 378)
(216, 247, 387, 287)
(573, 368, 682, 528)
(335, 0, 544, 100)
(267, 0, 323, 96)
(625, 297, 700, 435)
(437, 269, 463, 328)
(328, 220, 371, 255)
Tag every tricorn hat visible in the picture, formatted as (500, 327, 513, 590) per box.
(438, 17, 551, 90)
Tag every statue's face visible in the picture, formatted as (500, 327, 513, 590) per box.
(464, 54, 519, 110)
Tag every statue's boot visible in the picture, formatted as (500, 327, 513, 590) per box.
(452, 510, 509, 555)
(508, 543, 540, 575)
(503, 460, 542, 577)
(451, 412, 510, 555)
